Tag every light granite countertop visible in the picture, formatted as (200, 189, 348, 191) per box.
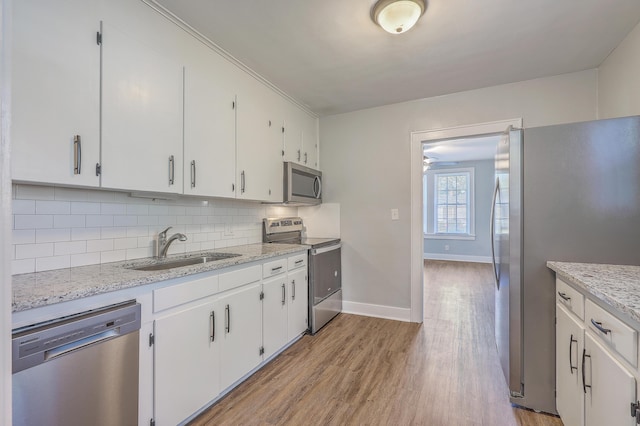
(547, 261, 640, 323)
(12, 243, 309, 313)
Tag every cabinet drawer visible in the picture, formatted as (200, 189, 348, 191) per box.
(288, 253, 307, 270)
(585, 299, 637, 367)
(219, 265, 262, 292)
(154, 274, 219, 312)
(263, 258, 288, 278)
(556, 278, 584, 320)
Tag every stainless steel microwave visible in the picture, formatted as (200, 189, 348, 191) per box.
(283, 162, 322, 205)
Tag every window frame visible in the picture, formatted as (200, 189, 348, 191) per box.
(424, 167, 476, 240)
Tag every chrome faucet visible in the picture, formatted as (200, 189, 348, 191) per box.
(156, 227, 187, 258)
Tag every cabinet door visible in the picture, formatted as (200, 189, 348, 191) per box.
(154, 301, 220, 426)
(283, 105, 304, 164)
(288, 268, 309, 340)
(218, 283, 263, 390)
(263, 275, 289, 359)
(302, 115, 319, 169)
(585, 333, 636, 426)
(101, 22, 183, 193)
(183, 52, 237, 198)
(556, 304, 584, 426)
(12, 0, 100, 186)
(236, 81, 284, 202)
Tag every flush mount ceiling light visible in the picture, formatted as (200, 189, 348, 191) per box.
(371, 0, 427, 34)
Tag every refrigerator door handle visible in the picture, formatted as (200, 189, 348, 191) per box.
(490, 177, 500, 289)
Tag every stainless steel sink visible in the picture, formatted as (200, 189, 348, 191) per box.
(129, 252, 241, 271)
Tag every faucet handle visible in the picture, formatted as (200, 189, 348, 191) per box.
(159, 226, 172, 238)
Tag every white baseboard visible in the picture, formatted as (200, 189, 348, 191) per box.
(342, 301, 411, 322)
(423, 253, 492, 263)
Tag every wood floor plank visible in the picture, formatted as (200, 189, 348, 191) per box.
(189, 260, 563, 426)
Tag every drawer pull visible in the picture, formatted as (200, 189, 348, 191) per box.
(558, 292, 571, 301)
(271, 266, 283, 273)
(295, 259, 304, 265)
(590, 319, 611, 335)
(569, 334, 578, 374)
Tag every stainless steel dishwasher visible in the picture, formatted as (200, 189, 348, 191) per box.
(12, 301, 141, 426)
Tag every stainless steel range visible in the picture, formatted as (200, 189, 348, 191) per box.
(263, 217, 342, 334)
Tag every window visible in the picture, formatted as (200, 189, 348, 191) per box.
(424, 167, 475, 240)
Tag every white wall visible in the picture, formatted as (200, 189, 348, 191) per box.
(320, 70, 598, 316)
(598, 20, 640, 119)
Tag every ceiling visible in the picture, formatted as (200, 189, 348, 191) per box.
(423, 135, 499, 163)
(154, 0, 640, 116)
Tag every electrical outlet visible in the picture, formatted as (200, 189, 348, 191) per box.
(391, 209, 399, 220)
(224, 224, 234, 236)
(445, 244, 450, 251)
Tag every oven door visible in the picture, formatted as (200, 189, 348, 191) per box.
(310, 243, 341, 304)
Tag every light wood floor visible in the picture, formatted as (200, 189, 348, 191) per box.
(189, 260, 562, 425)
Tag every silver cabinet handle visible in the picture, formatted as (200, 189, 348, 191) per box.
(271, 266, 283, 273)
(291, 279, 296, 300)
(297, 149, 301, 161)
(558, 292, 571, 301)
(241, 171, 246, 193)
(73, 135, 81, 175)
(191, 160, 196, 188)
(313, 176, 322, 199)
(294, 259, 304, 266)
(490, 177, 500, 289)
(281, 283, 286, 305)
(569, 334, 577, 374)
(168, 155, 175, 185)
(304, 152, 308, 164)
(210, 311, 215, 342)
(590, 319, 612, 334)
(582, 349, 591, 394)
(225, 304, 230, 333)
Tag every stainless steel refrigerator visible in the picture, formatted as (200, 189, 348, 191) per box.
(491, 116, 640, 414)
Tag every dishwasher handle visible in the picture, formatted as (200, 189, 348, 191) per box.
(45, 329, 119, 361)
(311, 243, 341, 256)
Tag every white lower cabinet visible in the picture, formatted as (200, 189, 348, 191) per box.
(218, 282, 264, 390)
(555, 279, 638, 426)
(263, 275, 290, 359)
(288, 267, 308, 340)
(556, 304, 584, 426)
(584, 333, 636, 426)
(154, 299, 220, 426)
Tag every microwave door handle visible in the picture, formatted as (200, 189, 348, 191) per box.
(313, 176, 322, 199)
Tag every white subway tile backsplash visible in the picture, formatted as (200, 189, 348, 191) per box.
(13, 200, 35, 214)
(12, 259, 36, 275)
(71, 252, 101, 267)
(11, 184, 297, 273)
(13, 230, 35, 245)
(15, 215, 54, 229)
(54, 215, 86, 228)
(101, 203, 127, 215)
(72, 227, 102, 241)
(87, 239, 114, 253)
(36, 200, 71, 215)
(71, 202, 101, 214)
(86, 215, 114, 227)
(113, 215, 138, 227)
(36, 228, 71, 243)
(36, 255, 71, 272)
(100, 250, 126, 263)
(54, 241, 87, 256)
(16, 243, 54, 259)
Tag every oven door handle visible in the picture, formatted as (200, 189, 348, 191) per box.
(311, 243, 341, 256)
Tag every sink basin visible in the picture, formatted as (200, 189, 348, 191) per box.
(130, 252, 241, 271)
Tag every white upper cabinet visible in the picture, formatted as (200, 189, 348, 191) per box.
(101, 23, 183, 193)
(12, 0, 100, 187)
(283, 104, 319, 169)
(183, 45, 237, 198)
(236, 78, 284, 202)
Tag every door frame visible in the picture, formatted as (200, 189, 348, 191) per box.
(409, 118, 522, 323)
